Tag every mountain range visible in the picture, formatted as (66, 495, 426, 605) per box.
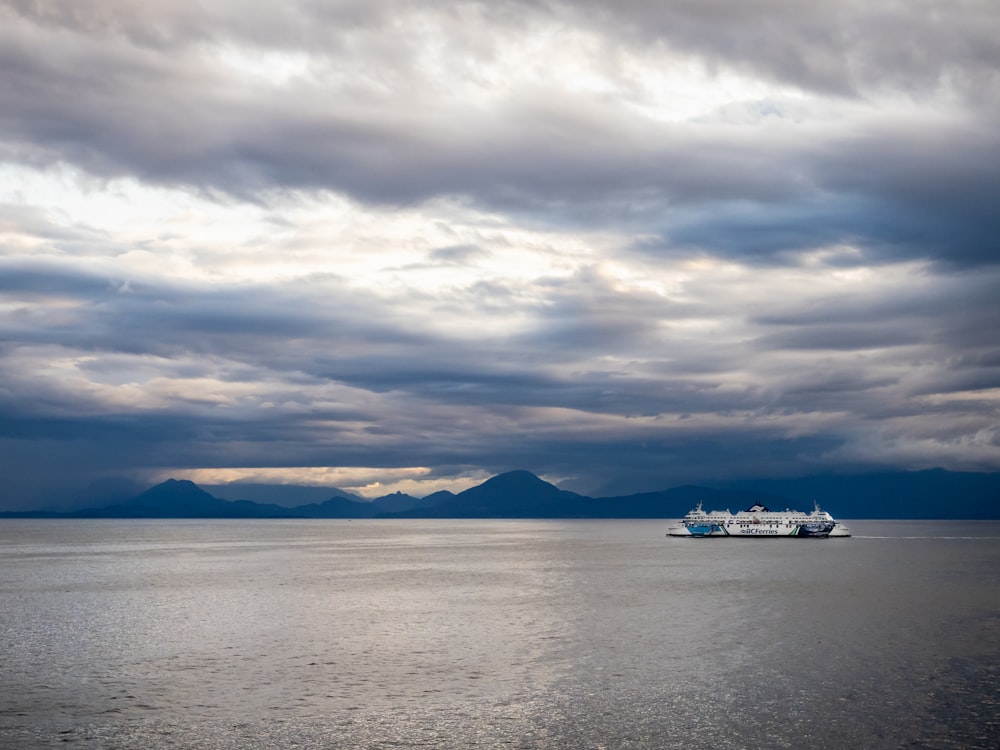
(2, 469, 999, 519)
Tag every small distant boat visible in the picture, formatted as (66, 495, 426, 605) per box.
(667, 501, 850, 538)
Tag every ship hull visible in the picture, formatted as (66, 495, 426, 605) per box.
(667, 525, 832, 538)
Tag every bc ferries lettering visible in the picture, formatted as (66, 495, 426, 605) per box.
(743, 527, 779, 535)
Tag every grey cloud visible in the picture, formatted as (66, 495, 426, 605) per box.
(813, 123, 1000, 267)
(2, 1, 997, 269)
(0, 257, 758, 445)
(3, 0, 379, 52)
(560, 0, 1000, 101)
(756, 323, 927, 352)
(649, 117, 1000, 267)
(427, 245, 489, 264)
(0, 263, 117, 296)
(12, 1, 997, 102)
(754, 269, 1000, 350)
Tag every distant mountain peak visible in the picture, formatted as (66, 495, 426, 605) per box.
(141, 478, 209, 496)
(482, 470, 550, 488)
(133, 478, 219, 506)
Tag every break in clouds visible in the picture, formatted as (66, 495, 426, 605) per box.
(1, 0, 998, 507)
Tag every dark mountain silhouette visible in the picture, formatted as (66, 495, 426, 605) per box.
(280, 491, 422, 518)
(710, 469, 1000, 519)
(2, 469, 998, 519)
(204, 483, 362, 507)
(67, 479, 296, 518)
(370, 491, 422, 513)
(389, 470, 590, 517)
(276, 496, 376, 518)
(417, 490, 455, 508)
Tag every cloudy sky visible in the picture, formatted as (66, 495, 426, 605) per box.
(2, 0, 999, 507)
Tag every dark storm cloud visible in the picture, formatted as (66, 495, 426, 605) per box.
(0, 261, 728, 424)
(751, 268, 1000, 354)
(0, 37, 796, 210)
(809, 121, 1000, 266)
(649, 118, 1000, 267)
(2, 1, 997, 267)
(6, 256, 994, 431)
(0, 261, 433, 371)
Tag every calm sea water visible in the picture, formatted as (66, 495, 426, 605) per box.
(1, 519, 998, 749)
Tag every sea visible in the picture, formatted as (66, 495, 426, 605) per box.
(1, 519, 998, 750)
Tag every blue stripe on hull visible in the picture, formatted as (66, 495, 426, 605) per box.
(796, 523, 835, 537)
(686, 525, 713, 536)
(685, 524, 721, 536)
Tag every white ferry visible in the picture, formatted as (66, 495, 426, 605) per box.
(667, 501, 851, 538)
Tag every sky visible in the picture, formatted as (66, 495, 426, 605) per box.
(2, 0, 999, 508)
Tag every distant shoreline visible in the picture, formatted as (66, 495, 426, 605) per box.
(3, 468, 998, 520)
